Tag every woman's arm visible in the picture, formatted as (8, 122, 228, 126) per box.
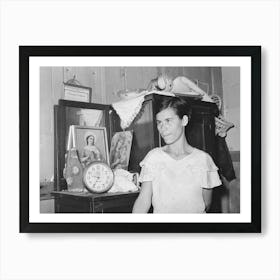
(91, 146, 102, 161)
(80, 148, 89, 162)
(132, 181, 152, 213)
(202, 188, 213, 213)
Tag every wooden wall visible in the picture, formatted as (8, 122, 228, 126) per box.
(222, 67, 240, 151)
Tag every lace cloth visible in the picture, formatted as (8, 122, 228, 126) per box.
(112, 94, 146, 130)
(112, 91, 175, 130)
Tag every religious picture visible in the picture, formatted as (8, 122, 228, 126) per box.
(72, 125, 110, 167)
(109, 131, 133, 170)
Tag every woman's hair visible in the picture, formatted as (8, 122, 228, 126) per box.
(155, 96, 192, 120)
(86, 135, 95, 144)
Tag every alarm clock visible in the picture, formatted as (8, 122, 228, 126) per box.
(83, 161, 114, 193)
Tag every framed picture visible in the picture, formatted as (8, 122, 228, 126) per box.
(63, 82, 92, 103)
(109, 131, 133, 170)
(20, 46, 261, 233)
(72, 125, 110, 166)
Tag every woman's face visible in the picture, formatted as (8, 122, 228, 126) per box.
(87, 135, 94, 145)
(156, 107, 188, 145)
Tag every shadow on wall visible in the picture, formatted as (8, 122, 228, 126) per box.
(229, 162, 240, 213)
(215, 161, 240, 213)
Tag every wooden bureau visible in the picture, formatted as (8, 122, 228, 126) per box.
(52, 190, 139, 213)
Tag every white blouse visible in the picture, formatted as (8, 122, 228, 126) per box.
(139, 147, 222, 213)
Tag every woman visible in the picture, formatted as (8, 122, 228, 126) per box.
(132, 96, 222, 213)
(80, 132, 102, 167)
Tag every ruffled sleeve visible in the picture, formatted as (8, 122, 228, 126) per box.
(202, 153, 222, 189)
(138, 149, 158, 182)
(139, 162, 155, 182)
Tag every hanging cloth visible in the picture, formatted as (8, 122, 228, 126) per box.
(112, 94, 146, 130)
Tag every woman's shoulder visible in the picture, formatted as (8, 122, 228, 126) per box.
(191, 148, 218, 171)
(145, 147, 163, 158)
(141, 147, 164, 164)
(192, 147, 209, 158)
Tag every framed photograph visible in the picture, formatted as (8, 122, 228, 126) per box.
(109, 131, 133, 170)
(20, 46, 261, 233)
(72, 125, 110, 166)
(63, 82, 92, 103)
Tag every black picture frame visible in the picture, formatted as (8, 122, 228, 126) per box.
(20, 46, 261, 233)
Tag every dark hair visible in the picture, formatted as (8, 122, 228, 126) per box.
(155, 96, 192, 120)
(86, 135, 95, 144)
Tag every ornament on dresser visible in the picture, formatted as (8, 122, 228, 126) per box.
(63, 148, 85, 192)
(147, 73, 173, 92)
(83, 161, 114, 193)
(109, 131, 133, 171)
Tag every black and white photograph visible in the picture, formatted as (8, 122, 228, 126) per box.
(3, 1, 280, 280)
(20, 46, 260, 233)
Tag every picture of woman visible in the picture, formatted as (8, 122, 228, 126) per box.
(80, 131, 103, 167)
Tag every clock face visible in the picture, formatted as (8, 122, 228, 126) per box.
(83, 162, 114, 193)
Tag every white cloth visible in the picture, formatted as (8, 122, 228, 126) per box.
(112, 94, 146, 130)
(112, 91, 175, 130)
(145, 91, 175, 97)
(139, 147, 222, 213)
(202, 94, 214, 102)
(108, 169, 139, 193)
